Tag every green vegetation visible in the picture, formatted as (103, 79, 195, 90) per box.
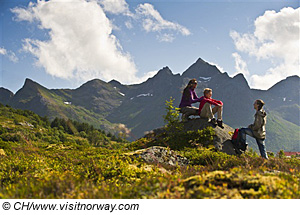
(265, 111, 300, 152)
(0, 103, 299, 199)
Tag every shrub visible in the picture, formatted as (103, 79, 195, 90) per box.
(163, 97, 183, 133)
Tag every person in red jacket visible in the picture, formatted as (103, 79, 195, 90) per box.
(199, 88, 224, 128)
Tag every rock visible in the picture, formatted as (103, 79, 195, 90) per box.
(144, 118, 238, 155)
(125, 146, 189, 167)
(17, 122, 34, 128)
(183, 118, 237, 155)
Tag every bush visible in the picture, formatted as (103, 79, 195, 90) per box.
(163, 97, 183, 133)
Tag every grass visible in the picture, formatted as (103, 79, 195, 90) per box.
(0, 103, 299, 199)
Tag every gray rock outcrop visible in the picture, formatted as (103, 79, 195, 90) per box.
(183, 118, 237, 155)
(126, 146, 189, 167)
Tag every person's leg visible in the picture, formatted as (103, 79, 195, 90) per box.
(181, 106, 199, 121)
(239, 128, 254, 144)
(187, 106, 199, 119)
(212, 106, 223, 128)
(180, 107, 188, 121)
(256, 138, 268, 159)
(200, 103, 214, 119)
(212, 106, 222, 120)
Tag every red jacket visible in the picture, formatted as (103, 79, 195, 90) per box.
(199, 96, 223, 114)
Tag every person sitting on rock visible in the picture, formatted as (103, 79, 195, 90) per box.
(199, 88, 224, 128)
(239, 99, 268, 159)
(179, 79, 203, 121)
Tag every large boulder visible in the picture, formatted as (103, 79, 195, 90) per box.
(183, 118, 237, 155)
(145, 118, 238, 155)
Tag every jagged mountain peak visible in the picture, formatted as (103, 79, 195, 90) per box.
(24, 78, 42, 87)
(232, 73, 250, 89)
(0, 87, 14, 105)
(153, 66, 173, 78)
(109, 79, 122, 86)
(182, 58, 221, 78)
(195, 57, 210, 65)
(0, 87, 13, 95)
(15, 78, 47, 96)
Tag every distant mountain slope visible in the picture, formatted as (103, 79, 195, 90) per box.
(106, 66, 183, 139)
(0, 58, 299, 152)
(6, 78, 122, 131)
(0, 87, 13, 105)
(265, 111, 300, 152)
(252, 75, 300, 126)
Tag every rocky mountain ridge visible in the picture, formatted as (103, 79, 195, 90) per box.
(1, 58, 299, 152)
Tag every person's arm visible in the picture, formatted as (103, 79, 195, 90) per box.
(206, 98, 223, 106)
(212, 98, 223, 106)
(248, 114, 263, 131)
(190, 90, 203, 103)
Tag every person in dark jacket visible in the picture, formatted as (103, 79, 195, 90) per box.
(240, 99, 268, 159)
(199, 88, 224, 128)
(179, 79, 203, 121)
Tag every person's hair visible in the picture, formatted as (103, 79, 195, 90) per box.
(182, 79, 197, 100)
(203, 88, 212, 96)
(256, 99, 265, 110)
(187, 78, 197, 86)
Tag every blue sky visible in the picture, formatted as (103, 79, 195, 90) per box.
(0, 0, 299, 93)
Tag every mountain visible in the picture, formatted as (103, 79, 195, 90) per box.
(252, 75, 300, 126)
(0, 58, 299, 152)
(5, 78, 123, 131)
(106, 59, 255, 139)
(0, 87, 13, 105)
(107, 66, 183, 139)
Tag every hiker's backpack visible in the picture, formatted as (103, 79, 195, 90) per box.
(231, 128, 247, 154)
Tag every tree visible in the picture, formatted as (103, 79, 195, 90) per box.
(163, 97, 183, 133)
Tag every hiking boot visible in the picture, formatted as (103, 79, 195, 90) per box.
(210, 118, 217, 126)
(217, 119, 224, 129)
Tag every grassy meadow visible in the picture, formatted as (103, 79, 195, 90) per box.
(0, 103, 299, 199)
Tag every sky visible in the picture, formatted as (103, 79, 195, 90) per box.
(0, 0, 299, 93)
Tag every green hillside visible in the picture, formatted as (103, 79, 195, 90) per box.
(0, 104, 299, 199)
(10, 79, 120, 133)
(265, 112, 300, 152)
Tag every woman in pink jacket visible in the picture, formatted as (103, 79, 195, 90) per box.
(179, 79, 203, 121)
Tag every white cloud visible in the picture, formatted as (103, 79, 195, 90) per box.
(157, 33, 175, 43)
(232, 52, 249, 77)
(139, 70, 159, 81)
(98, 0, 132, 16)
(12, 0, 140, 84)
(230, 7, 300, 90)
(125, 20, 133, 29)
(135, 3, 191, 37)
(0, 48, 7, 55)
(0, 47, 18, 63)
(11, 2, 36, 23)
